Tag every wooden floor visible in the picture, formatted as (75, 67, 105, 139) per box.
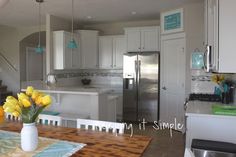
(127, 124, 185, 157)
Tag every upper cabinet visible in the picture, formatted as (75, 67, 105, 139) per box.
(53, 31, 80, 70)
(99, 35, 125, 69)
(124, 26, 160, 52)
(204, 0, 236, 73)
(76, 30, 99, 69)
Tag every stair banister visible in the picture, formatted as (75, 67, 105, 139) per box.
(0, 51, 18, 72)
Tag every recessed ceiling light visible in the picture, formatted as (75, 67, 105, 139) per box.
(87, 16, 92, 19)
(131, 11, 137, 15)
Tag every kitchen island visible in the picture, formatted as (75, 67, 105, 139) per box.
(21, 81, 113, 123)
(185, 101, 236, 148)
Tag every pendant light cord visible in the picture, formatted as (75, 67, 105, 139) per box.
(71, 0, 74, 40)
(38, 1, 41, 46)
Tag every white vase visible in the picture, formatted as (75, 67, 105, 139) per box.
(21, 122, 38, 151)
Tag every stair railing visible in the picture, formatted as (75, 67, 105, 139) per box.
(0, 51, 18, 72)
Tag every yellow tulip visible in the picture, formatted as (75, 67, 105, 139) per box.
(35, 96, 42, 105)
(4, 107, 15, 113)
(26, 86, 34, 96)
(6, 96, 19, 104)
(32, 90, 40, 100)
(41, 95, 52, 106)
(12, 111, 20, 117)
(3, 102, 16, 113)
(17, 93, 29, 101)
(21, 99, 31, 108)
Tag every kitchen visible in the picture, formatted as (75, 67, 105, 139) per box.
(1, 0, 236, 156)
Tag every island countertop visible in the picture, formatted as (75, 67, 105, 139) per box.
(21, 81, 111, 95)
(186, 100, 236, 119)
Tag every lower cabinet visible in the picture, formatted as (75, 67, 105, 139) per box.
(99, 35, 125, 69)
(107, 95, 117, 122)
(185, 114, 236, 148)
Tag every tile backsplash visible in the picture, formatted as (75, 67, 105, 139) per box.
(191, 70, 215, 93)
(191, 70, 235, 94)
(53, 69, 123, 87)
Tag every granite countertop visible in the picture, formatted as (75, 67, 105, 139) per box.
(186, 100, 236, 119)
(21, 81, 112, 95)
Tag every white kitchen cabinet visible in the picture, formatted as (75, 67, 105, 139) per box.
(124, 26, 160, 52)
(113, 36, 126, 68)
(53, 31, 80, 70)
(204, 0, 236, 73)
(76, 30, 99, 69)
(99, 35, 125, 69)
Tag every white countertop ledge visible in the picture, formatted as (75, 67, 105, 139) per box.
(21, 82, 111, 95)
(186, 100, 236, 119)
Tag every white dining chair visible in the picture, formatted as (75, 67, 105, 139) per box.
(38, 114, 62, 126)
(5, 113, 21, 121)
(76, 118, 125, 134)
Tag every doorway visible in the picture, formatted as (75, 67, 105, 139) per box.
(19, 31, 46, 84)
(26, 47, 45, 81)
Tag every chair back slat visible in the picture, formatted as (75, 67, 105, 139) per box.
(77, 118, 125, 134)
(5, 113, 21, 121)
(38, 114, 62, 126)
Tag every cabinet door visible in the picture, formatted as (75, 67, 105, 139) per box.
(141, 27, 159, 51)
(125, 28, 141, 52)
(113, 35, 125, 68)
(71, 34, 81, 69)
(53, 31, 73, 69)
(64, 32, 73, 69)
(99, 36, 113, 69)
(218, 0, 236, 72)
(79, 30, 99, 69)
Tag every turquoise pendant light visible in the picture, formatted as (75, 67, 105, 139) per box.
(35, 0, 44, 54)
(67, 39, 77, 49)
(67, 0, 78, 49)
(35, 45, 44, 53)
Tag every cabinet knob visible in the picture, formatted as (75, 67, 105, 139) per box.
(162, 86, 167, 90)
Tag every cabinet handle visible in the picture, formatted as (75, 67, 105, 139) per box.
(204, 45, 212, 72)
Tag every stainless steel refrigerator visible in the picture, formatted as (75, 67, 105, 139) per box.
(123, 52, 159, 122)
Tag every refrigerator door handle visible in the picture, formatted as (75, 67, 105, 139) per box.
(138, 60, 141, 86)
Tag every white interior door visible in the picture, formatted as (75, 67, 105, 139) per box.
(26, 47, 45, 81)
(160, 33, 186, 130)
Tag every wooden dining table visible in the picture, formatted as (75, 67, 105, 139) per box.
(0, 122, 151, 157)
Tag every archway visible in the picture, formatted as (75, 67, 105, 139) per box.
(19, 31, 46, 83)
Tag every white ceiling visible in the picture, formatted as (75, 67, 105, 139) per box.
(0, 0, 201, 27)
